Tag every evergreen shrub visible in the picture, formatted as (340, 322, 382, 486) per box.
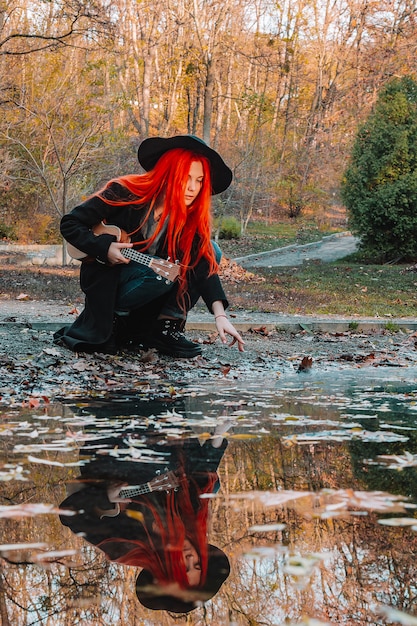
(341, 76, 417, 262)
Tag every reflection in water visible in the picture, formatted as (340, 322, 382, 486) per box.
(0, 369, 417, 624)
(59, 413, 230, 614)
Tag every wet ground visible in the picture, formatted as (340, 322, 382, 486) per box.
(1, 370, 417, 625)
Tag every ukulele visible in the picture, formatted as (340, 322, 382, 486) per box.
(97, 471, 180, 518)
(118, 470, 180, 498)
(66, 222, 180, 284)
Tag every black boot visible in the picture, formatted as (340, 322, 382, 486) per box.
(148, 318, 202, 358)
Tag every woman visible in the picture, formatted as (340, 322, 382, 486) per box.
(60, 424, 231, 613)
(55, 135, 245, 358)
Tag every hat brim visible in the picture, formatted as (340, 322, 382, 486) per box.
(135, 544, 230, 613)
(137, 135, 233, 195)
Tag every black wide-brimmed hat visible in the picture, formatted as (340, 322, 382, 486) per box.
(135, 544, 230, 613)
(137, 135, 233, 195)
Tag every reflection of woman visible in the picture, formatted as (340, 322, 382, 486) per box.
(60, 430, 230, 613)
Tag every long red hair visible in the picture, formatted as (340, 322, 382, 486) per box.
(98, 472, 217, 590)
(97, 148, 218, 309)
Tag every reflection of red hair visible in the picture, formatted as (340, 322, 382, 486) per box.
(97, 148, 218, 309)
(98, 472, 217, 590)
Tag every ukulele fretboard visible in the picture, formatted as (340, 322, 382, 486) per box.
(121, 248, 152, 267)
(119, 484, 151, 498)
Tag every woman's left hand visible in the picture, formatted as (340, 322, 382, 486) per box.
(107, 482, 131, 503)
(215, 315, 245, 351)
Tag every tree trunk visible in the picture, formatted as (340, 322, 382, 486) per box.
(202, 55, 214, 144)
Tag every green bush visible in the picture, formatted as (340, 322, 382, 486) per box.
(341, 76, 417, 262)
(215, 216, 241, 240)
(0, 222, 17, 240)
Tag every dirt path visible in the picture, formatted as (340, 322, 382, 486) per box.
(234, 232, 358, 267)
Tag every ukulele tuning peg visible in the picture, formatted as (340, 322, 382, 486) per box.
(156, 275, 162, 281)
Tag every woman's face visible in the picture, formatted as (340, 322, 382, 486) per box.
(183, 538, 201, 585)
(184, 161, 204, 206)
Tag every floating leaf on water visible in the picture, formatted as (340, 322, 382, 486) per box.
(249, 523, 286, 532)
(318, 489, 411, 514)
(33, 549, 78, 561)
(0, 542, 48, 552)
(282, 435, 298, 448)
(125, 509, 144, 522)
(197, 432, 212, 440)
(284, 430, 408, 444)
(242, 546, 284, 560)
(26, 455, 80, 467)
(376, 605, 417, 625)
(378, 517, 417, 527)
(0, 503, 76, 518)
(288, 617, 334, 626)
(367, 452, 417, 470)
(283, 553, 326, 578)
(230, 490, 313, 507)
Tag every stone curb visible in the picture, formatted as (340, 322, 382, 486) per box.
(2, 318, 417, 334)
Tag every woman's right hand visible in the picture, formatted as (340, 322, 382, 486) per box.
(107, 242, 133, 265)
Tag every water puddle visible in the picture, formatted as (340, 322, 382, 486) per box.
(1, 367, 417, 625)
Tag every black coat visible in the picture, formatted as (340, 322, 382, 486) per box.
(59, 436, 227, 559)
(55, 183, 228, 351)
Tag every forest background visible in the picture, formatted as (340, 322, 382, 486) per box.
(0, 0, 416, 247)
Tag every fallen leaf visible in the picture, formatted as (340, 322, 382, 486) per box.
(125, 509, 144, 522)
(139, 352, 159, 364)
(297, 356, 313, 372)
(24, 398, 40, 408)
(221, 365, 231, 376)
(42, 348, 62, 357)
(251, 326, 270, 336)
(203, 332, 218, 345)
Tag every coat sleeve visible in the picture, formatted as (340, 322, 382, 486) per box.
(61, 183, 132, 264)
(188, 256, 229, 313)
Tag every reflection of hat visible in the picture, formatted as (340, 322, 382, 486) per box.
(137, 135, 233, 195)
(135, 545, 230, 613)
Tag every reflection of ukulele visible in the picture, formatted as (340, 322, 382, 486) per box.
(66, 222, 180, 284)
(119, 471, 180, 498)
(97, 471, 180, 518)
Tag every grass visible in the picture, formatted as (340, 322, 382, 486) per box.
(220, 220, 417, 318)
(225, 260, 417, 317)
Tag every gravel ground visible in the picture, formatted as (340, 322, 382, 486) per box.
(1, 297, 417, 406)
(1, 232, 417, 405)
